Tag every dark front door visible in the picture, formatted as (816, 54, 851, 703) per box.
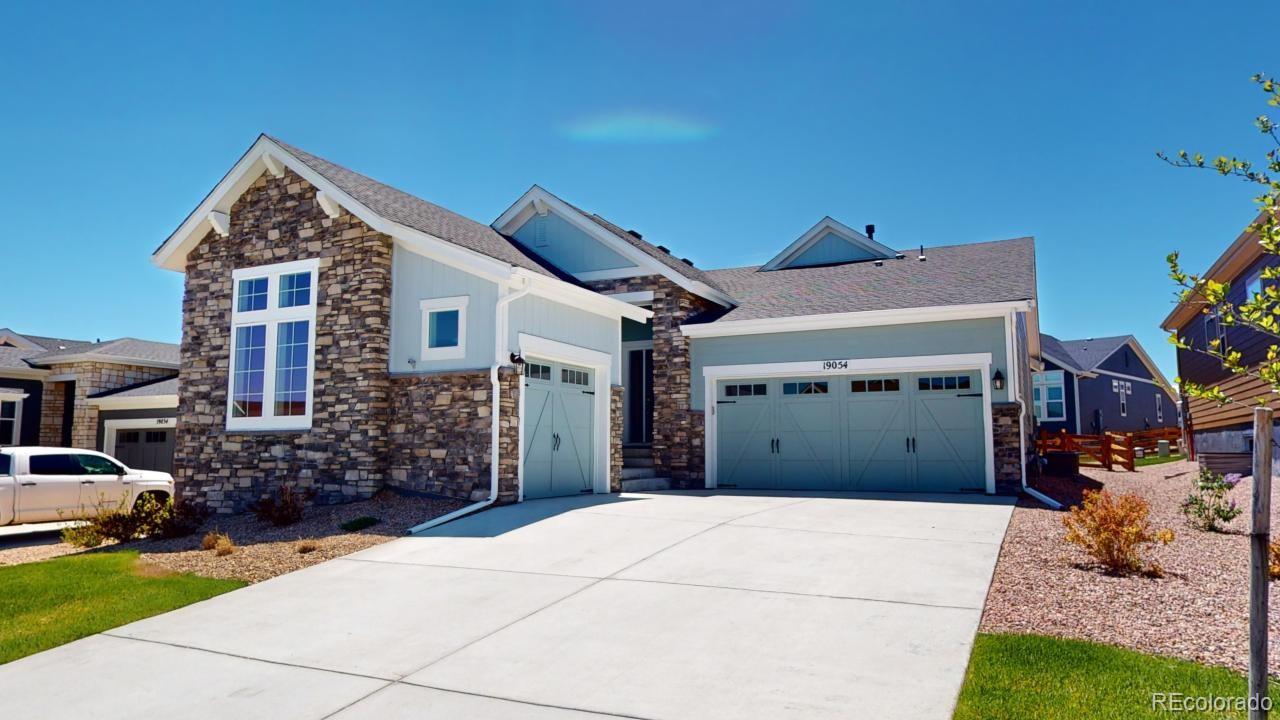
(624, 347, 654, 444)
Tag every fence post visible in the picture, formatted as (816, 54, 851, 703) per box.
(1101, 433, 1113, 471)
(1250, 406, 1273, 720)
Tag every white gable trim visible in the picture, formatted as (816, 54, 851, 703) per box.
(153, 136, 517, 284)
(492, 186, 734, 308)
(761, 216, 898, 271)
(1041, 350, 1086, 375)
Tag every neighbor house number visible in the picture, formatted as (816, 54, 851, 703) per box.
(822, 360, 849, 370)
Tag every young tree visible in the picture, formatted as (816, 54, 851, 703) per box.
(1164, 74, 1280, 403)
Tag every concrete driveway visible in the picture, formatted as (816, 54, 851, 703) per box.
(0, 490, 1014, 720)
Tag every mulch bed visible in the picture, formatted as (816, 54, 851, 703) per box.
(982, 459, 1280, 674)
(0, 491, 467, 584)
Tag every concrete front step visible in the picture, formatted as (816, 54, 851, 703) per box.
(620, 477, 672, 493)
(621, 467, 656, 480)
(623, 457, 655, 469)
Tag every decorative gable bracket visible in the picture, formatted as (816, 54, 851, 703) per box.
(316, 191, 342, 219)
(207, 211, 230, 237)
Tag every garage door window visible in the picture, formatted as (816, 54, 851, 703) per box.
(524, 362, 552, 381)
(918, 375, 971, 391)
(725, 383, 767, 397)
(229, 258, 318, 430)
(850, 378, 900, 393)
(782, 381, 827, 395)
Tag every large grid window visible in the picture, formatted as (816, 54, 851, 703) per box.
(1032, 370, 1066, 422)
(229, 258, 318, 430)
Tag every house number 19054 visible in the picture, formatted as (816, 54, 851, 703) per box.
(822, 360, 849, 370)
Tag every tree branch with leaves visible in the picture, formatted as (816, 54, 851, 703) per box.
(1163, 74, 1280, 407)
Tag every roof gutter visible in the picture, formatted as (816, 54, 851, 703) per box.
(407, 273, 533, 534)
(680, 300, 1034, 339)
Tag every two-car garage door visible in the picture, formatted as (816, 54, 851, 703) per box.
(715, 371, 987, 493)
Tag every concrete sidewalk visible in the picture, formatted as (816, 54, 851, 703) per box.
(0, 490, 1014, 719)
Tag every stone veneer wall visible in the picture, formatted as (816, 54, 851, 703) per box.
(609, 385, 623, 492)
(992, 402, 1023, 494)
(584, 276, 718, 488)
(175, 169, 393, 513)
(39, 380, 69, 446)
(45, 362, 175, 450)
(387, 368, 520, 504)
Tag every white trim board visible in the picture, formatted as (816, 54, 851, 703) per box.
(517, 333, 614, 499)
(681, 300, 1034, 338)
(88, 394, 179, 411)
(701, 352, 996, 495)
(761, 216, 898, 271)
(492, 185, 735, 308)
(103, 417, 178, 458)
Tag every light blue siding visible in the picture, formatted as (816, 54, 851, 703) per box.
(689, 317, 1010, 410)
(390, 245, 499, 372)
(511, 212, 634, 274)
(787, 231, 880, 268)
(508, 295, 622, 383)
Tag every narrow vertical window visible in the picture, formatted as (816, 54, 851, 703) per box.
(232, 325, 266, 418)
(0, 399, 19, 446)
(274, 320, 310, 416)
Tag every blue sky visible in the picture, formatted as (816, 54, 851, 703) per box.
(2, 1, 1277, 381)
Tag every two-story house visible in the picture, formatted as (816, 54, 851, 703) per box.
(152, 135, 1041, 517)
(1162, 214, 1276, 473)
(1037, 333, 1178, 434)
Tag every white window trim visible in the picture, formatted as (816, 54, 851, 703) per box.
(1032, 370, 1066, 422)
(419, 296, 469, 361)
(227, 258, 319, 431)
(1247, 267, 1264, 299)
(0, 393, 25, 446)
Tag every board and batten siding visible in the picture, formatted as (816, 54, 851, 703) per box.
(508, 295, 622, 383)
(788, 231, 879, 268)
(688, 316, 1010, 411)
(510, 211, 634, 275)
(389, 245, 499, 372)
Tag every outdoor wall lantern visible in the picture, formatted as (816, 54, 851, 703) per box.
(992, 369, 1005, 391)
(510, 352, 526, 367)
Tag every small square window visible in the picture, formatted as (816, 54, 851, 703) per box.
(726, 385, 738, 397)
(784, 382, 798, 395)
(420, 297, 468, 360)
(918, 378, 930, 391)
(931, 377, 944, 390)
(753, 384, 767, 396)
(957, 376, 970, 390)
(868, 379, 883, 392)
(237, 277, 267, 312)
(279, 272, 312, 308)
(884, 378, 900, 392)
(850, 380, 866, 393)
(428, 310, 460, 348)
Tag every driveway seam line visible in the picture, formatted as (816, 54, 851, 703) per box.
(335, 556, 601, 580)
(723, 521, 1006, 545)
(603, 576, 983, 611)
(394, 681, 663, 720)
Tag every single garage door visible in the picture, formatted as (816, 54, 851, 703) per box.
(113, 428, 175, 474)
(716, 371, 986, 493)
(522, 358, 595, 499)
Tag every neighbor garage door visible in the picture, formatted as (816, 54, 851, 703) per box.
(715, 371, 986, 493)
(112, 428, 175, 474)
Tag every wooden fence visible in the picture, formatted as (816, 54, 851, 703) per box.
(1035, 428, 1182, 472)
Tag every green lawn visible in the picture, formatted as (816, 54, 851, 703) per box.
(0, 551, 243, 664)
(1135, 453, 1186, 467)
(955, 633, 1279, 719)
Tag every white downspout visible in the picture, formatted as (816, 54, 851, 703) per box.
(408, 273, 533, 534)
(1012, 311, 1062, 509)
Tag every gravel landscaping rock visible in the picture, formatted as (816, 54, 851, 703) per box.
(0, 491, 467, 584)
(982, 459, 1280, 674)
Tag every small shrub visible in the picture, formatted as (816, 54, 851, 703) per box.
(152, 498, 211, 539)
(250, 486, 312, 527)
(1271, 542, 1280, 581)
(1181, 467, 1244, 532)
(214, 536, 235, 557)
(201, 531, 229, 551)
(90, 501, 146, 542)
(340, 516, 381, 532)
(61, 523, 103, 548)
(296, 539, 319, 554)
(1063, 489, 1174, 575)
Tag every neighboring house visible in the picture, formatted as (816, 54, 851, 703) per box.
(1162, 215, 1278, 473)
(0, 329, 179, 472)
(151, 135, 1040, 515)
(1036, 334, 1178, 435)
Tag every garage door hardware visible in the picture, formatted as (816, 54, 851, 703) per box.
(552, 433, 561, 451)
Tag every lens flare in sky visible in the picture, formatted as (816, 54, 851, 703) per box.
(559, 112, 717, 143)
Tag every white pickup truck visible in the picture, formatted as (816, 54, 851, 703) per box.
(0, 447, 175, 526)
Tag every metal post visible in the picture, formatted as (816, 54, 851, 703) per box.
(1251, 406, 1273, 719)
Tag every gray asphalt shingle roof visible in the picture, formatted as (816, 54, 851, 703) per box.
(0, 331, 178, 370)
(1041, 333, 1131, 373)
(694, 237, 1036, 323)
(88, 376, 179, 398)
(268, 137, 554, 277)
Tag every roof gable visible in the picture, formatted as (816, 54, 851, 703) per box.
(152, 135, 553, 282)
(508, 206, 637, 276)
(492, 186, 734, 306)
(1040, 333, 1173, 391)
(761, 217, 897, 271)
